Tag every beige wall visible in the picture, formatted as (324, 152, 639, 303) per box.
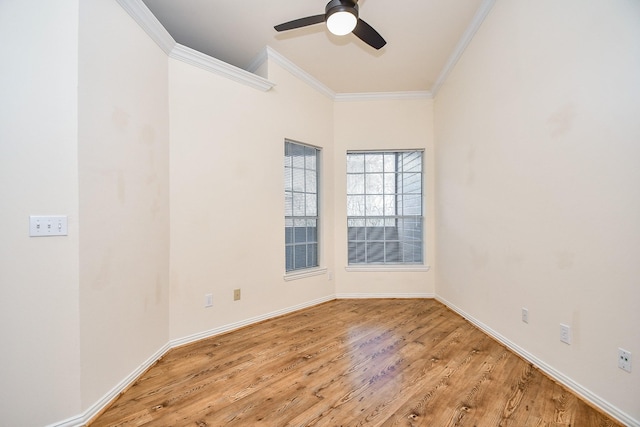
(78, 0, 170, 409)
(333, 98, 436, 296)
(434, 0, 640, 421)
(168, 58, 335, 340)
(5, 0, 637, 424)
(0, 1, 82, 425)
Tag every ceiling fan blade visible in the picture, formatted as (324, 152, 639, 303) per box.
(352, 18, 386, 49)
(274, 14, 326, 32)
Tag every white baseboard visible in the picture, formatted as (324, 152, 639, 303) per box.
(46, 342, 172, 427)
(435, 295, 639, 427)
(336, 292, 435, 299)
(169, 294, 336, 349)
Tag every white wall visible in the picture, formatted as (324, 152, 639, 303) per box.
(333, 98, 436, 296)
(0, 1, 82, 425)
(434, 0, 640, 422)
(168, 58, 335, 340)
(78, 0, 170, 409)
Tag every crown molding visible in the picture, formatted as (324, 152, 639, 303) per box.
(115, 0, 175, 55)
(335, 91, 433, 102)
(250, 47, 432, 102)
(170, 44, 275, 92)
(430, 0, 496, 96)
(117, 0, 275, 92)
(252, 46, 337, 99)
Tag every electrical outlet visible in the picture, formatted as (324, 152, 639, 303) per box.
(521, 308, 529, 324)
(560, 323, 571, 345)
(618, 348, 632, 372)
(233, 288, 241, 301)
(205, 293, 213, 307)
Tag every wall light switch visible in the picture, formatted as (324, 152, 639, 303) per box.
(29, 215, 68, 237)
(560, 323, 572, 345)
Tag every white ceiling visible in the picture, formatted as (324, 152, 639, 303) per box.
(141, 0, 488, 94)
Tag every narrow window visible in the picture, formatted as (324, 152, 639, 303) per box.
(285, 140, 320, 272)
(347, 150, 423, 265)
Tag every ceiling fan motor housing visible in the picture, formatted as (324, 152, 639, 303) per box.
(325, 0, 359, 20)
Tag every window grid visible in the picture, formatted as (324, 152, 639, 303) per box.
(347, 151, 423, 265)
(285, 141, 320, 272)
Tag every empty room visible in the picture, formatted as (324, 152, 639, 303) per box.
(0, 0, 638, 426)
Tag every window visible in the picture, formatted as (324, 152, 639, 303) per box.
(285, 140, 320, 272)
(347, 150, 423, 265)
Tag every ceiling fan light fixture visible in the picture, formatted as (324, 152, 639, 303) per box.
(325, 1, 359, 36)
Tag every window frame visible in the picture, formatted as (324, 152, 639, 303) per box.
(346, 149, 425, 268)
(284, 139, 322, 275)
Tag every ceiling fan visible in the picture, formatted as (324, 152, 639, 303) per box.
(274, 0, 386, 50)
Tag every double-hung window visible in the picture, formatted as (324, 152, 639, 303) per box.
(285, 140, 320, 272)
(347, 150, 423, 265)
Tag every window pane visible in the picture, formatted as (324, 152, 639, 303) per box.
(347, 195, 365, 216)
(365, 154, 384, 173)
(366, 226, 384, 241)
(400, 194, 422, 216)
(348, 242, 366, 264)
(384, 195, 396, 216)
(366, 173, 384, 194)
(347, 174, 364, 194)
(294, 226, 306, 243)
(294, 245, 307, 269)
(347, 154, 364, 173)
(292, 168, 305, 192)
(306, 172, 317, 194)
(385, 242, 401, 263)
(306, 194, 317, 216)
(401, 173, 422, 193)
(292, 192, 305, 216)
(384, 225, 399, 240)
(384, 153, 396, 172)
(365, 195, 384, 216)
(383, 173, 396, 194)
(366, 242, 385, 263)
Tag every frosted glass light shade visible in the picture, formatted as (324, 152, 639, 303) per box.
(326, 11, 357, 36)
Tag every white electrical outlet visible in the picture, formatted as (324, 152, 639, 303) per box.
(618, 348, 632, 373)
(205, 293, 213, 308)
(521, 308, 529, 324)
(29, 215, 68, 237)
(560, 324, 571, 345)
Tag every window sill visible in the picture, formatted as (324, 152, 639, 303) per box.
(284, 267, 328, 282)
(345, 265, 431, 273)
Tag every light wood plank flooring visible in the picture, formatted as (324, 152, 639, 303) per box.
(89, 299, 621, 426)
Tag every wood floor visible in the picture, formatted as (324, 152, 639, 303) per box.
(90, 299, 621, 426)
